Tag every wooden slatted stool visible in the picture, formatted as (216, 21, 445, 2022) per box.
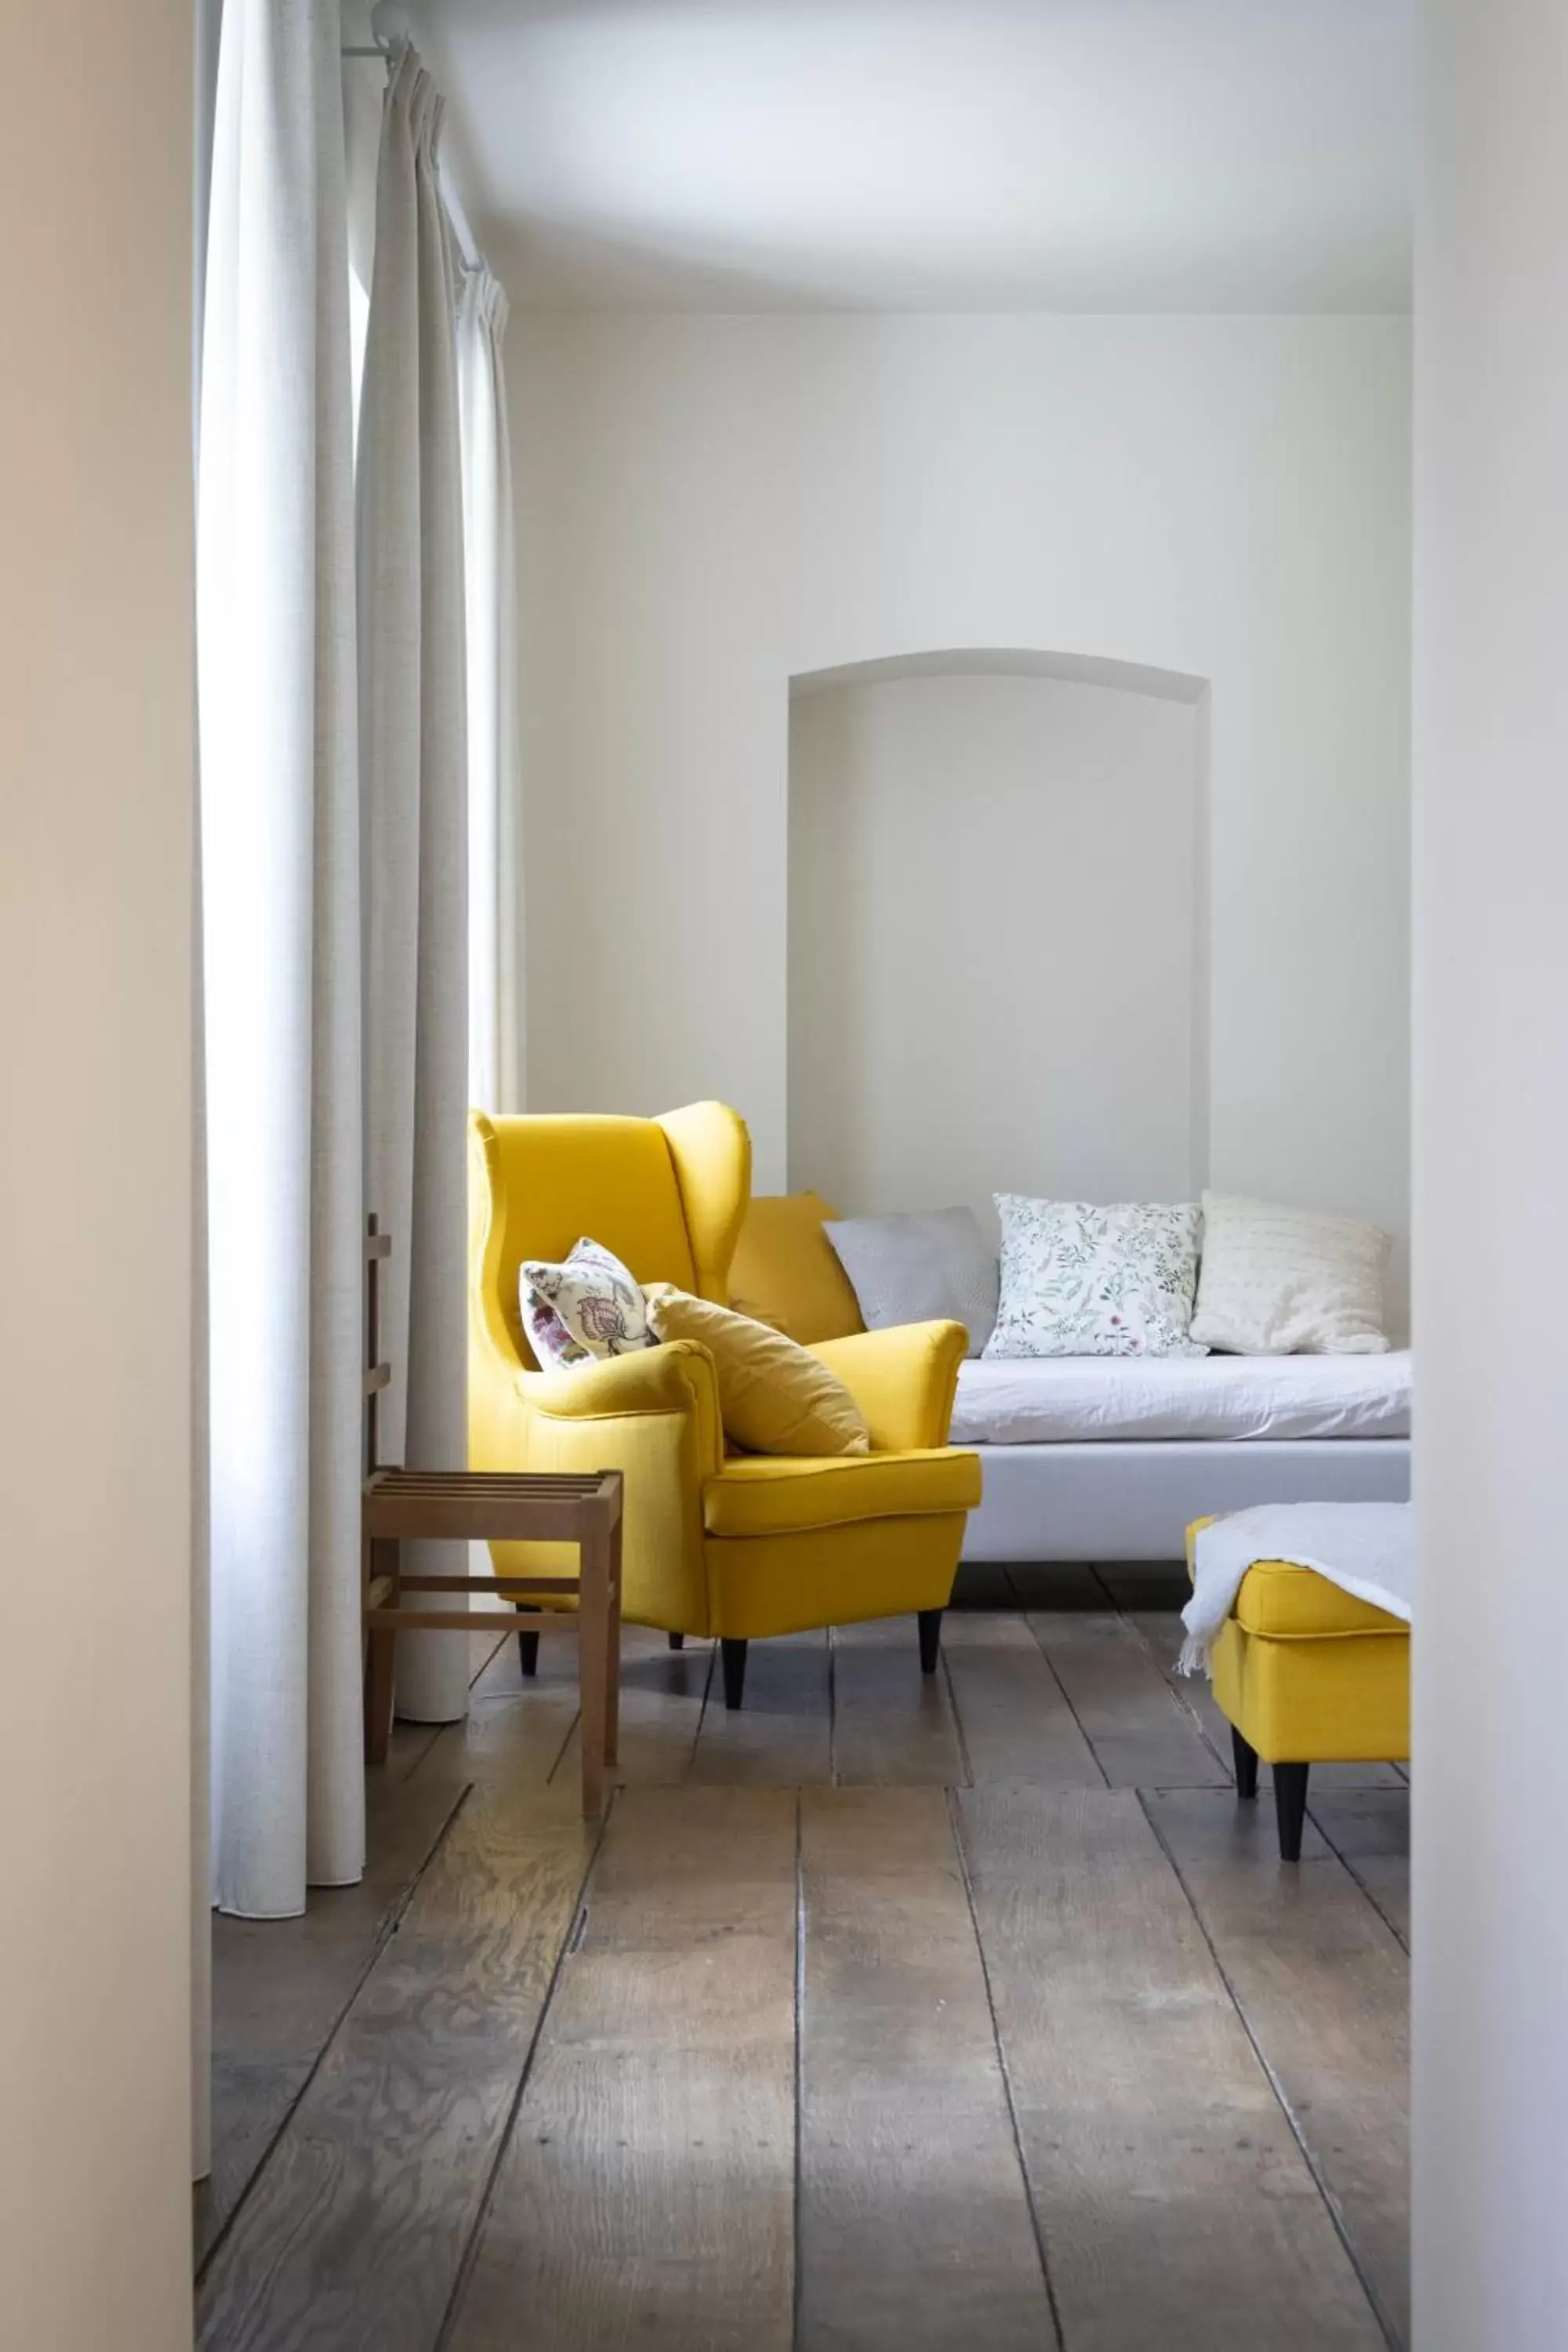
(361, 1221, 622, 1817)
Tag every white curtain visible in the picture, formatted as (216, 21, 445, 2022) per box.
(198, 0, 366, 1915)
(357, 46, 471, 1725)
(457, 267, 524, 1116)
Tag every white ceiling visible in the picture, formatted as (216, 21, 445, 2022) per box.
(406, 0, 1413, 313)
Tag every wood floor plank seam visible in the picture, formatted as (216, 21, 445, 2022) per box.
(942, 1784, 1068, 2352)
(1305, 1804, 1412, 1956)
(826, 1628, 840, 1784)
(394, 1722, 448, 1780)
(1120, 1610, 1232, 1777)
(532, 1698, 587, 1789)
(791, 1791, 805, 2352)
(470, 1634, 509, 1688)
(195, 1778, 475, 2288)
(1019, 1614, 1113, 1791)
(430, 1793, 616, 2352)
(684, 1634, 720, 1757)
(939, 1647, 978, 1787)
(561, 1629, 712, 1790)
(406, 1683, 583, 1791)
(1134, 1791, 1403, 2352)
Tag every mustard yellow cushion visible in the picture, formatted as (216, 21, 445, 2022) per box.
(644, 1286, 870, 1457)
(726, 1192, 866, 1345)
(704, 1448, 982, 1538)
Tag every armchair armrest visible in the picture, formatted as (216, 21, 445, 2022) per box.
(808, 1322, 968, 1454)
(510, 1341, 725, 1634)
(521, 1338, 724, 1478)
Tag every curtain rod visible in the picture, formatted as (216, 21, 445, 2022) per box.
(341, 38, 488, 279)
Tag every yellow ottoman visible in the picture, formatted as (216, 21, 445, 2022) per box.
(1186, 1517, 1410, 1860)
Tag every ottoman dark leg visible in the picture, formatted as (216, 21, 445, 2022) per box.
(668, 1631, 685, 1650)
(517, 1631, 539, 1679)
(1273, 1762, 1310, 1863)
(721, 1638, 749, 1711)
(1232, 1726, 1260, 1802)
(917, 1609, 943, 1675)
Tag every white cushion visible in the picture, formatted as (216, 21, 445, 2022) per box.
(1189, 1192, 1391, 1356)
(823, 1207, 999, 1358)
(951, 1350, 1412, 1444)
(520, 1236, 656, 1369)
(984, 1196, 1206, 1360)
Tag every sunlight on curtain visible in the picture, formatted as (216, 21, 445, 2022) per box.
(458, 267, 523, 1116)
(356, 47, 472, 1724)
(198, 0, 365, 1918)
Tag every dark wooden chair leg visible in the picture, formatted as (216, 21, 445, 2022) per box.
(917, 1609, 943, 1675)
(668, 1631, 685, 1651)
(1273, 1762, 1310, 1862)
(721, 1638, 749, 1711)
(517, 1631, 539, 1679)
(1232, 1726, 1260, 1802)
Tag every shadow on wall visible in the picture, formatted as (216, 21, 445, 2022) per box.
(786, 646, 1210, 1226)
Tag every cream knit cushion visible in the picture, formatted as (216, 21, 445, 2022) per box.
(1190, 1192, 1391, 1356)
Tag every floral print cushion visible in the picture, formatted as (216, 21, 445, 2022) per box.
(521, 1236, 657, 1369)
(983, 1196, 1207, 1359)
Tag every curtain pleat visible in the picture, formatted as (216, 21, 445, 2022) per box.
(458, 267, 523, 1116)
(198, 0, 366, 1915)
(357, 47, 471, 1724)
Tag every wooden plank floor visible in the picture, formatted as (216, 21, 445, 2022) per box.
(198, 1569, 1410, 2350)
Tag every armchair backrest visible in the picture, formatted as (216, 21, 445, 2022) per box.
(469, 1103, 752, 1370)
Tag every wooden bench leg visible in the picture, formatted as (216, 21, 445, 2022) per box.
(1273, 1762, 1310, 1863)
(363, 1537, 398, 1768)
(577, 1515, 612, 1820)
(1232, 1726, 1260, 1802)
(604, 1514, 622, 1770)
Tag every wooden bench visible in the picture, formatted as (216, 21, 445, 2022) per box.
(361, 1223, 623, 1817)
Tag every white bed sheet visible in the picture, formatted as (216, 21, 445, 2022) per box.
(952, 1349, 1412, 1446)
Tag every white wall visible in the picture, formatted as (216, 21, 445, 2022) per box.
(511, 312, 1411, 1316)
(1414, 2, 1568, 2341)
(0, 5, 194, 2347)
(789, 663, 1204, 1220)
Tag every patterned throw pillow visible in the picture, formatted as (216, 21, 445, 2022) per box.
(983, 1196, 1207, 1359)
(520, 1237, 656, 1370)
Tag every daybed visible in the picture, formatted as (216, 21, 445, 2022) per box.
(954, 1350, 1410, 1560)
(728, 1193, 1410, 1564)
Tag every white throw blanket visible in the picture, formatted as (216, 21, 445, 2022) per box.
(1178, 1501, 1412, 1677)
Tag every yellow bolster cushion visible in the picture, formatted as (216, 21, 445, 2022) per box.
(725, 1192, 866, 1344)
(644, 1286, 870, 1458)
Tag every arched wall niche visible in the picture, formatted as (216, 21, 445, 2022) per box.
(787, 645, 1211, 1226)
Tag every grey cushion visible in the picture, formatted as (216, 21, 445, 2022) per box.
(823, 1207, 1000, 1359)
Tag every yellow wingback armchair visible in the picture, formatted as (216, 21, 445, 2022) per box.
(468, 1104, 981, 1706)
